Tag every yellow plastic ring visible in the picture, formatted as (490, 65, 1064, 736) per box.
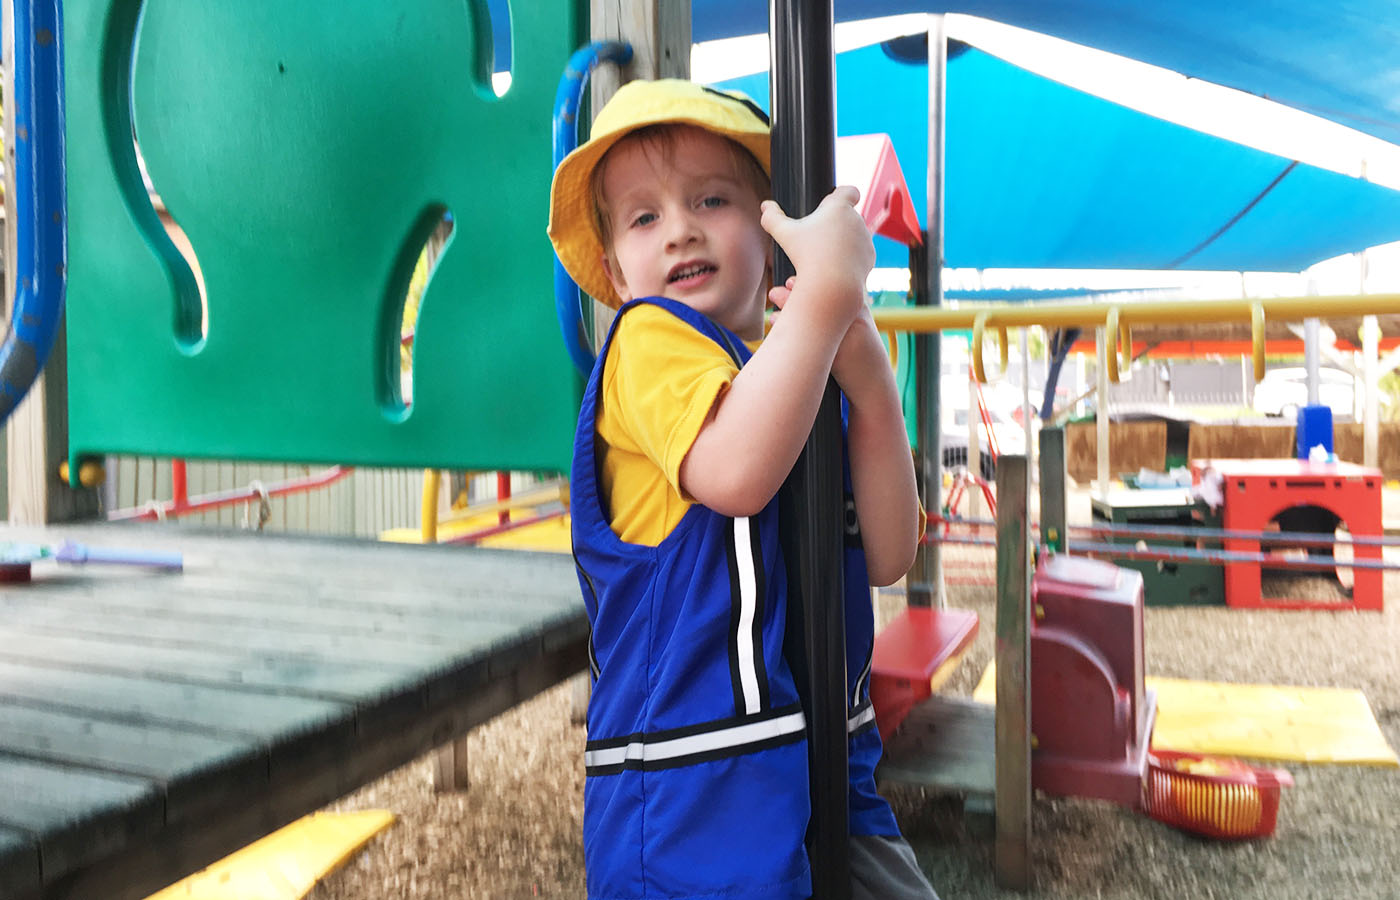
(886, 330, 899, 372)
(971, 311, 1009, 383)
(1106, 307, 1122, 383)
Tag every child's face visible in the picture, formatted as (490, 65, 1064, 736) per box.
(599, 127, 770, 339)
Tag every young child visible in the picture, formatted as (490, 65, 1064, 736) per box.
(548, 79, 937, 900)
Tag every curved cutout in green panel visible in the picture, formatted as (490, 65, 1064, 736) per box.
(467, 0, 510, 102)
(380, 205, 455, 423)
(102, 0, 205, 354)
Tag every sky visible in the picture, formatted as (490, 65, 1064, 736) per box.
(690, 13, 1400, 297)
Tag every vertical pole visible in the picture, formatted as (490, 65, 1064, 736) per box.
(1095, 328, 1109, 496)
(3, 0, 97, 524)
(1039, 427, 1066, 553)
(908, 15, 947, 609)
(496, 470, 511, 525)
(1362, 254, 1379, 469)
(769, 2, 849, 895)
(994, 453, 1032, 890)
(1304, 317, 1320, 407)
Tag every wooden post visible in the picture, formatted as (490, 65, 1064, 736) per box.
(1039, 427, 1066, 553)
(2, 0, 98, 525)
(994, 453, 1032, 891)
(585, 0, 691, 347)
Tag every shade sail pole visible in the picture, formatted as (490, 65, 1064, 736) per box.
(769, 1, 849, 896)
(909, 16, 948, 610)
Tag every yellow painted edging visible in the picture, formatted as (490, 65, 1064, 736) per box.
(143, 810, 395, 900)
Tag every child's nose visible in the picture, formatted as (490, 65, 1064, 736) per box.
(664, 209, 701, 249)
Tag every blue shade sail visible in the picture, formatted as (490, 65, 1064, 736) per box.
(692, 1, 1400, 147)
(718, 45, 1400, 272)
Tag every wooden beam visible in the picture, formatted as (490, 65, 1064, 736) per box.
(2, 0, 98, 525)
(993, 454, 1032, 891)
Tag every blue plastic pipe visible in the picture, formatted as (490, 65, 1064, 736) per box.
(0, 0, 67, 423)
(552, 41, 633, 377)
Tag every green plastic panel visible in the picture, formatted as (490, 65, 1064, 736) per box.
(64, 1, 583, 474)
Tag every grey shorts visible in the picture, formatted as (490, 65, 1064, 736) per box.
(848, 833, 940, 900)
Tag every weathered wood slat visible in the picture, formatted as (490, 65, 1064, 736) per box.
(4, 577, 576, 633)
(0, 627, 413, 701)
(0, 823, 40, 900)
(0, 659, 349, 740)
(0, 603, 523, 668)
(0, 754, 161, 887)
(0, 700, 264, 823)
(877, 694, 996, 795)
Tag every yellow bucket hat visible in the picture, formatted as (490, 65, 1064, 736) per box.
(547, 78, 771, 309)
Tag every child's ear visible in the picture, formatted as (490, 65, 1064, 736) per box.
(601, 253, 632, 303)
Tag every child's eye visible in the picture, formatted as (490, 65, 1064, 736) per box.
(700, 195, 727, 209)
(630, 212, 657, 228)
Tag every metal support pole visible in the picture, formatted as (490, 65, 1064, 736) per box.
(1095, 327, 1109, 495)
(769, 2, 848, 895)
(1039, 427, 1066, 553)
(994, 454, 1032, 890)
(1304, 317, 1320, 406)
(908, 15, 947, 609)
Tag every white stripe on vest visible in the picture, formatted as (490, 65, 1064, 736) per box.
(584, 709, 806, 770)
(733, 516, 762, 715)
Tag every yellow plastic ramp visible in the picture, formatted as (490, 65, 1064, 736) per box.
(973, 663, 1398, 766)
(143, 811, 395, 900)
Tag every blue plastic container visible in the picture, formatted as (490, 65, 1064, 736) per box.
(1295, 405, 1334, 460)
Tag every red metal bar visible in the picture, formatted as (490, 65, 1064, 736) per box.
(497, 471, 511, 526)
(109, 465, 353, 521)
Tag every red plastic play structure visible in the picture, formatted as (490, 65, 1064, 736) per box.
(1029, 554, 1157, 806)
(1193, 458, 1384, 611)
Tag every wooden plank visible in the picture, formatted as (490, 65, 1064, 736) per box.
(0, 753, 161, 886)
(0, 659, 349, 741)
(0, 627, 414, 701)
(2, 579, 563, 642)
(994, 454, 1033, 891)
(0, 823, 41, 900)
(0, 601, 524, 668)
(0, 699, 264, 823)
(877, 694, 995, 795)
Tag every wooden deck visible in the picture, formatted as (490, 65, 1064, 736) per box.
(0, 523, 586, 900)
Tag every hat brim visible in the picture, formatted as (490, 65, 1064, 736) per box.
(548, 115, 770, 310)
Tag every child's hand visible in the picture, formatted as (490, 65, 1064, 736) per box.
(760, 187, 874, 327)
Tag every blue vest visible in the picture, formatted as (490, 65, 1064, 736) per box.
(572, 298, 897, 900)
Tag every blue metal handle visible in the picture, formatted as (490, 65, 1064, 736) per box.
(553, 41, 632, 377)
(0, 0, 67, 422)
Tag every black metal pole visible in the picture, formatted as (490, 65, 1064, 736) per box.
(909, 20, 947, 610)
(768, 1, 849, 897)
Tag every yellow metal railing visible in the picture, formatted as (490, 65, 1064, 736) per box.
(871, 291, 1400, 384)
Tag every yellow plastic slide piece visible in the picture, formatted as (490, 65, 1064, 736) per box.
(477, 514, 572, 553)
(972, 662, 1398, 766)
(143, 811, 395, 900)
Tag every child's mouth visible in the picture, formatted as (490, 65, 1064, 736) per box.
(668, 263, 716, 284)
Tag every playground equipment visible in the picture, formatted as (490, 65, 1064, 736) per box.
(1193, 459, 1384, 611)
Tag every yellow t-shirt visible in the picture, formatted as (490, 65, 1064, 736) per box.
(596, 304, 756, 545)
